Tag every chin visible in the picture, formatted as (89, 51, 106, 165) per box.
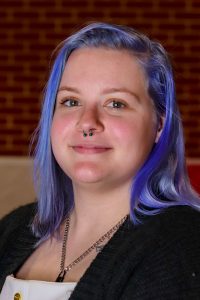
(66, 162, 106, 184)
(73, 170, 104, 184)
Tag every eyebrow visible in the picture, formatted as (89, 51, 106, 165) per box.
(57, 86, 140, 101)
(58, 86, 79, 93)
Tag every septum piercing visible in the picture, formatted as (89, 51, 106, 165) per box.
(83, 129, 94, 137)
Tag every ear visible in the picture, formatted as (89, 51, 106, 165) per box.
(155, 116, 165, 143)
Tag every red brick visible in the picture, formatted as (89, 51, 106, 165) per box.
(188, 67, 200, 74)
(45, 12, 72, 18)
(0, 84, 24, 92)
(27, 107, 40, 114)
(174, 55, 199, 63)
(0, 11, 8, 18)
(126, 1, 153, 8)
(175, 12, 200, 19)
(45, 33, 67, 40)
(158, 0, 186, 8)
(13, 32, 39, 40)
(0, 105, 24, 113)
(183, 120, 199, 127)
(0, 149, 27, 155)
(78, 11, 105, 18)
(184, 110, 200, 117)
(0, 32, 9, 41)
(28, 22, 56, 30)
(28, 0, 56, 7)
(13, 118, 38, 126)
(0, 65, 25, 72)
(142, 12, 171, 18)
(12, 96, 38, 104)
(0, 0, 23, 7)
(29, 65, 46, 73)
(173, 34, 200, 41)
(189, 152, 200, 159)
(151, 33, 170, 41)
(0, 140, 7, 146)
(0, 21, 24, 29)
(61, 23, 81, 30)
(0, 75, 7, 82)
(61, 0, 88, 7)
(14, 54, 40, 61)
(13, 11, 39, 19)
(93, 1, 122, 7)
(29, 43, 55, 52)
(0, 128, 23, 135)
(0, 43, 25, 51)
(190, 24, 200, 30)
(108, 11, 140, 18)
(12, 138, 29, 145)
(125, 23, 152, 33)
(159, 24, 186, 30)
(0, 117, 7, 124)
(192, 2, 200, 8)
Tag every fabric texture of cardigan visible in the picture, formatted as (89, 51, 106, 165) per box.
(0, 203, 200, 299)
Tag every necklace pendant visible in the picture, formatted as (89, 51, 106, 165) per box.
(55, 270, 66, 282)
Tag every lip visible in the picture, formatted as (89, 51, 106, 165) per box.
(71, 144, 112, 154)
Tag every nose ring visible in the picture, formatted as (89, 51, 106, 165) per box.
(83, 129, 94, 137)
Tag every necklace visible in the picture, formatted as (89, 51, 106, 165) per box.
(56, 214, 128, 282)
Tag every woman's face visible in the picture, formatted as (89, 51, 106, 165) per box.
(51, 48, 160, 189)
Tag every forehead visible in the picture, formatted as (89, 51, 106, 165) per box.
(60, 48, 148, 92)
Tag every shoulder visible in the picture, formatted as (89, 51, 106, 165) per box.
(141, 206, 200, 290)
(0, 203, 38, 290)
(0, 202, 37, 249)
(147, 205, 200, 238)
(111, 205, 200, 256)
(119, 207, 200, 298)
(0, 202, 36, 230)
(136, 205, 200, 255)
(131, 206, 200, 274)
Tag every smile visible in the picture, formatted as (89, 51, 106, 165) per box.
(72, 145, 112, 154)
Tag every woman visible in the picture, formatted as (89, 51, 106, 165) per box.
(0, 22, 200, 299)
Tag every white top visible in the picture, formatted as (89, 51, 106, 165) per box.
(0, 275, 77, 300)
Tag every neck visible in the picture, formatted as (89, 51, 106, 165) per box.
(70, 182, 130, 232)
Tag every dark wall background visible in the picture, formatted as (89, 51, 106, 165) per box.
(0, 0, 200, 157)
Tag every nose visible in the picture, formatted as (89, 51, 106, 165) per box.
(76, 105, 104, 134)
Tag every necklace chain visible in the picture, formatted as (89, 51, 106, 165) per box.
(56, 214, 128, 282)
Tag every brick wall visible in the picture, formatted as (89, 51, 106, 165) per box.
(0, 0, 200, 157)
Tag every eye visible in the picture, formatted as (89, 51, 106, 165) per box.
(107, 100, 126, 109)
(61, 98, 80, 107)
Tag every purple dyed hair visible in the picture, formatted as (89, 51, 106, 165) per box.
(31, 22, 200, 241)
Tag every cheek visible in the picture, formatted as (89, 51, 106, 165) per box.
(51, 114, 73, 142)
(51, 119, 62, 138)
(109, 119, 140, 142)
(110, 117, 157, 151)
(50, 119, 63, 149)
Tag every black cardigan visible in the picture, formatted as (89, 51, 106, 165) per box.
(0, 203, 200, 299)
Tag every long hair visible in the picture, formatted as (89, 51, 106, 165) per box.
(32, 22, 200, 241)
